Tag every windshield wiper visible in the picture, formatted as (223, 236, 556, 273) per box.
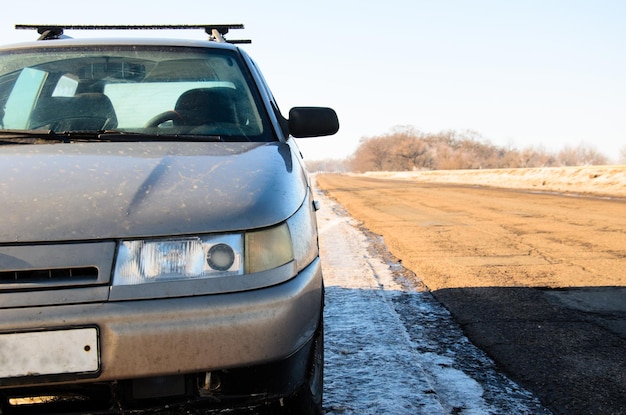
(0, 130, 225, 144)
(93, 131, 224, 142)
(0, 129, 70, 144)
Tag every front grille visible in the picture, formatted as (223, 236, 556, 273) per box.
(0, 267, 99, 283)
(0, 243, 113, 305)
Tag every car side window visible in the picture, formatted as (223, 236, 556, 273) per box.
(52, 75, 79, 97)
(2, 68, 46, 129)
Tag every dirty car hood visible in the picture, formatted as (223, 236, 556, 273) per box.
(0, 141, 306, 243)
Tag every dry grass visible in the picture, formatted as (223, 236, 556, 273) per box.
(362, 165, 626, 198)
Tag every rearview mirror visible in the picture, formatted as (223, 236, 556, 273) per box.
(288, 107, 339, 138)
(79, 62, 146, 80)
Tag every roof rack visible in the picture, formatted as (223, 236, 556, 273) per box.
(14, 24, 251, 44)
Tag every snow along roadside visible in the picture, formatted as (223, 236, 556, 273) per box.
(363, 165, 626, 198)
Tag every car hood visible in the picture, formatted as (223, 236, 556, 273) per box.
(0, 141, 306, 243)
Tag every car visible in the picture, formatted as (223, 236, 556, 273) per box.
(0, 24, 338, 414)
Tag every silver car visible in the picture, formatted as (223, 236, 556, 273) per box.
(0, 24, 338, 414)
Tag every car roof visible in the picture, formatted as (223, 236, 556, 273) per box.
(0, 36, 241, 52)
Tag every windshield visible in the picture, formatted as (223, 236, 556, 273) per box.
(0, 44, 274, 142)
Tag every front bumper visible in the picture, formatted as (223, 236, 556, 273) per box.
(0, 258, 323, 389)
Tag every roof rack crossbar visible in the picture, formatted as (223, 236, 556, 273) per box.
(14, 24, 251, 43)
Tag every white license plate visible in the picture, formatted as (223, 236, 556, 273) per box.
(0, 328, 99, 378)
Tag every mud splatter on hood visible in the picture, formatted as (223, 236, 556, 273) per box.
(0, 141, 306, 243)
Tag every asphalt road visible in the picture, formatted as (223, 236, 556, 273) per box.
(316, 174, 626, 415)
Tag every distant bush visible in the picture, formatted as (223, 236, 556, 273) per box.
(335, 126, 610, 173)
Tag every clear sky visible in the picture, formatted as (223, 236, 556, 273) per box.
(1, 0, 625, 162)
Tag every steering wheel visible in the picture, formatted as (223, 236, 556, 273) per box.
(145, 110, 184, 127)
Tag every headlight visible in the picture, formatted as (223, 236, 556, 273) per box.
(113, 234, 243, 285)
(245, 223, 294, 274)
(287, 193, 319, 271)
(112, 223, 295, 286)
(207, 243, 236, 271)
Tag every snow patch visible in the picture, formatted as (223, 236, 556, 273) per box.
(363, 165, 626, 198)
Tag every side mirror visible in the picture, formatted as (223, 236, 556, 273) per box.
(288, 107, 339, 138)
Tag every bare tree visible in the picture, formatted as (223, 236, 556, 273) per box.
(558, 144, 608, 166)
(619, 146, 626, 165)
(344, 125, 614, 173)
(350, 135, 393, 172)
(516, 146, 556, 168)
(397, 138, 432, 170)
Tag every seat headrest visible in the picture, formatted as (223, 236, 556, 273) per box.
(29, 93, 118, 130)
(174, 87, 237, 125)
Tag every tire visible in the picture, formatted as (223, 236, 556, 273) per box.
(281, 318, 324, 415)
